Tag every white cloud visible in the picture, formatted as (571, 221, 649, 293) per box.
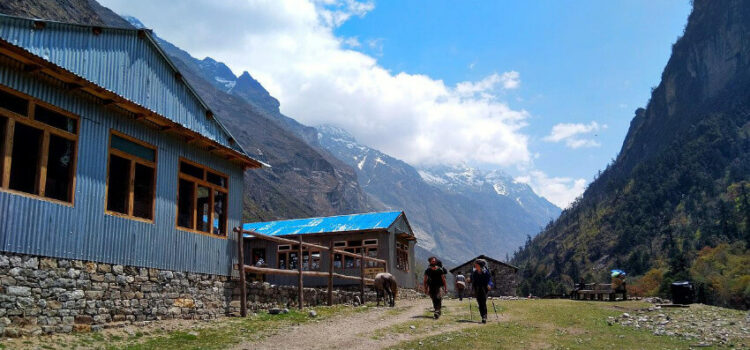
(514, 171, 587, 208)
(455, 71, 520, 97)
(543, 121, 604, 149)
(100, 0, 532, 167)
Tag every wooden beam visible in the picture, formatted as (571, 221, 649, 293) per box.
(23, 64, 42, 73)
(298, 235, 304, 310)
(328, 241, 334, 306)
(2, 119, 15, 188)
(242, 230, 386, 264)
(240, 265, 372, 282)
(236, 227, 247, 317)
(360, 249, 365, 303)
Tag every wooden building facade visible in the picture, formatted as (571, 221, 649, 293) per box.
(242, 211, 418, 288)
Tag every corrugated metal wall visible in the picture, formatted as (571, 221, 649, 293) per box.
(0, 15, 243, 154)
(0, 54, 242, 276)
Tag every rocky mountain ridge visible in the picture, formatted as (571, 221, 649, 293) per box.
(317, 125, 560, 263)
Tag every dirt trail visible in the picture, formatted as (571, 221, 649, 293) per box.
(233, 298, 485, 350)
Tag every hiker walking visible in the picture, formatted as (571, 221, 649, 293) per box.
(423, 256, 447, 319)
(455, 273, 466, 301)
(470, 258, 491, 323)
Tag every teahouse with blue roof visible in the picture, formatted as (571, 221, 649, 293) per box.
(242, 211, 417, 288)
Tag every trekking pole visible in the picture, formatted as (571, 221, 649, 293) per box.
(491, 299, 500, 321)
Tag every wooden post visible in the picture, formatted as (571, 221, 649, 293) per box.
(360, 249, 365, 304)
(328, 240, 334, 306)
(236, 228, 247, 317)
(298, 235, 304, 310)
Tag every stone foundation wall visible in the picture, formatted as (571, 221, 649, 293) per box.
(0, 252, 237, 337)
(0, 252, 420, 337)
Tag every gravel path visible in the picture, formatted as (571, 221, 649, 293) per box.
(233, 298, 483, 350)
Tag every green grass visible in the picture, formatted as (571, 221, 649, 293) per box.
(17, 305, 366, 350)
(389, 299, 697, 350)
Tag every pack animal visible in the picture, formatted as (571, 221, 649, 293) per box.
(373, 272, 398, 307)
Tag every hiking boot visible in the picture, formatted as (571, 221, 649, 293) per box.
(481, 316, 487, 324)
(434, 313, 439, 320)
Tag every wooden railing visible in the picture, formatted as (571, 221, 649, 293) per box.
(233, 228, 388, 316)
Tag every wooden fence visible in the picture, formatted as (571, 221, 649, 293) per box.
(233, 228, 388, 317)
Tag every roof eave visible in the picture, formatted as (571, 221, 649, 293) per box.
(0, 37, 263, 169)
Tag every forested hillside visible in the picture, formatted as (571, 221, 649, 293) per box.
(512, 0, 750, 309)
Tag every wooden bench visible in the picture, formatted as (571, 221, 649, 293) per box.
(571, 283, 626, 301)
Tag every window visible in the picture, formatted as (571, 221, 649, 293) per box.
(176, 159, 229, 236)
(0, 86, 78, 204)
(277, 244, 321, 271)
(396, 241, 409, 272)
(105, 132, 156, 221)
(333, 238, 378, 269)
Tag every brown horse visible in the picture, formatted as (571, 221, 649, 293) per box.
(373, 272, 398, 307)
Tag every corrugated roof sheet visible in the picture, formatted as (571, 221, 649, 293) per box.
(0, 14, 255, 163)
(242, 211, 404, 237)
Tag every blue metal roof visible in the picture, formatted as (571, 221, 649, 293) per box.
(0, 14, 259, 166)
(242, 211, 404, 237)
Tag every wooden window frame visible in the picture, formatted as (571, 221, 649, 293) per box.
(175, 157, 229, 238)
(0, 85, 79, 206)
(104, 130, 157, 223)
(396, 240, 409, 272)
(277, 250, 300, 270)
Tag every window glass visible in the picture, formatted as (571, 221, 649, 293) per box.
(288, 252, 299, 270)
(9, 123, 42, 194)
(212, 190, 227, 235)
(35, 106, 76, 134)
(302, 251, 310, 270)
(206, 171, 226, 188)
(196, 185, 211, 232)
(278, 253, 287, 269)
(111, 134, 154, 162)
(133, 163, 154, 219)
(333, 254, 342, 268)
(311, 252, 321, 270)
(0, 89, 28, 115)
(177, 178, 195, 228)
(179, 161, 203, 179)
(44, 135, 74, 201)
(106, 154, 130, 214)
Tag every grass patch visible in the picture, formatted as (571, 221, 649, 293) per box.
(389, 299, 696, 350)
(1, 304, 366, 350)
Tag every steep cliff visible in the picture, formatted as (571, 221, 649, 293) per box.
(513, 0, 750, 308)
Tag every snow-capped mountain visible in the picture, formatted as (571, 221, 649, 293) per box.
(417, 165, 560, 226)
(317, 125, 561, 263)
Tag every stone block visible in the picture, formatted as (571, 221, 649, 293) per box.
(73, 324, 91, 333)
(7, 286, 30, 297)
(174, 298, 195, 308)
(97, 264, 111, 273)
(112, 265, 124, 275)
(39, 258, 57, 269)
(84, 262, 97, 274)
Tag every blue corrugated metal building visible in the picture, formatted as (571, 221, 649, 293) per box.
(242, 211, 417, 288)
(0, 14, 261, 276)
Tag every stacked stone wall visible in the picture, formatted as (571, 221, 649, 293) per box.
(0, 252, 419, 337)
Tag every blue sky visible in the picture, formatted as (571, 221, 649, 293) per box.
(334, 0, 691, 186)
(101, 0, 692, 207)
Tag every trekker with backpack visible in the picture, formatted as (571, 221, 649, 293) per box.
(470, 258, 492, 323)
(423, 256, 447, 319)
